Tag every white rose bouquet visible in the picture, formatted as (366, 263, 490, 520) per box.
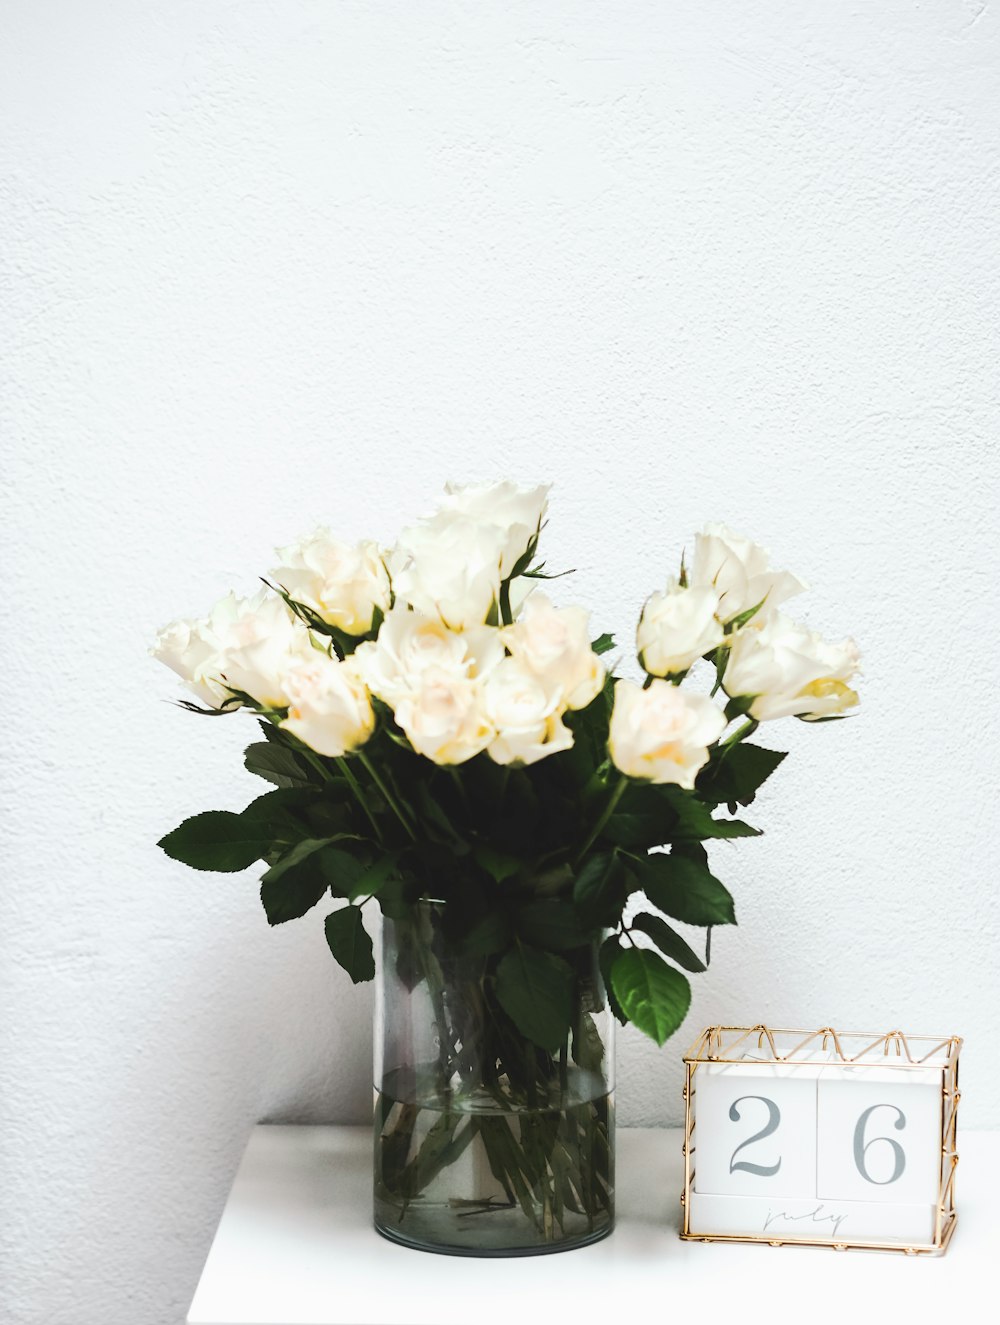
(154, 482, 859, 1251)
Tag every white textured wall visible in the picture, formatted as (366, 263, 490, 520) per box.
(2, 2, 998, 1321)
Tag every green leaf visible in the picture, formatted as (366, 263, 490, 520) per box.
(516, 898, 590, 951)
(158, 811, 274, 872)
(473, 844, 522, 884)
(347, 852, 401, 902)
(259, 838, 355, 924)
(259, 837, 337, 889)
(572, 852, 627, 929)
(636, 852, 736, 926)
(698, 744, 786, 808)
(316, 847, 368, 898)
(261, 867, 330, 925)
(244, 741, 317, 789)
(455, 909, 513, 958)
(609, 947, 691, 1046)
(599, 936, 629, 1026)
(324, 907, 375, 983)
(591, 633, 616, 656)
(495, 945, 573, 1051)
(629, 912, 707, 972)
(240, 788, 319, 835)
(662, 789, 761, 841)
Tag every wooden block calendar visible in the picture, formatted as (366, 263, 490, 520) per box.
(680, 1026, 961, 1255)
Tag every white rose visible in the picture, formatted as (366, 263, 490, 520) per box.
(482, 658, 574, 767)
(501, 592, 605, 711)
(280, 653, 375, 757)
(723, 611, 861, 721)
(391, 511, 505, 630)
(439, 480, 550, 577)
(212, 590, 314, 708)
(609, 679, 727, 787)
(690, 523, 807, 624)
(272, 530, 390, 636)
(152, 615, 231, 708)
(392, 667, 493, 766)
(355, 606, 504, 707)
(637, 580, 725, 677)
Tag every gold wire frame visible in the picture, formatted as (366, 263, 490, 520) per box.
(680, 1025, 962, 1256)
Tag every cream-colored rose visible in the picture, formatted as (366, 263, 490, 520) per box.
(355, 606, 504, 707)
(392, 666, 493, 765)
(272, 531, 390, 636)
(609, 679, 726, 787)
(212, 590, 314, 708)
(482, 658, 574, 766)
(152, 614, 231, 708)
(439, 480, 550, 577)
(391, 511, 505, 630)
(501, 592, 605, 711)
(637, 580, 725, 677)
(280, 653, 375, 757)
(690, 523, 807, 624)
(723, 611, 861, 721)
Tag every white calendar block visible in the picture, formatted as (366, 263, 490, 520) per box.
(688, 1191, 936, 1245)
(817, 1068, 942, 1205)
(681, 1027, 961, 1253)
(692, 1063, 819, 1199)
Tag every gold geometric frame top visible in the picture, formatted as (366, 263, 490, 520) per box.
(680, 1025, 962, 1255)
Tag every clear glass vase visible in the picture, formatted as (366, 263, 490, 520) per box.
(373, 901, 615, 1256)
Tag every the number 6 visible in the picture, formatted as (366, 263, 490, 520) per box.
(853, 1103, 907, 1185)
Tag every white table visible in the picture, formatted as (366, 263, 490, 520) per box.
(188, 1126, 995, 1325)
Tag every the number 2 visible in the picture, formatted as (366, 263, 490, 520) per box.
(729, 1095, 782, 1176)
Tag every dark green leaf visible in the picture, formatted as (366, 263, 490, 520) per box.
(516, 898, 590, 951)
(609, 948, 691, 1046)
(259, 837, 338, 889)
(636, 852, 736, 926)
(591, 633, 616, 656)
(599, 936, 629, 1025)
(573, 852, 627, 929)
(698, 744, 786, 808)
(240, 788, 319, 835)
(324, 907, 376, 982)
(158, 811, 273, 872)
(260, 861, 331, 926)
(629, 912, 707, 972)
(473, 845, 522, 884)
(316, 847, 368, 898)
(662, 789, 761, 841)
(259, 838, 365, 923)
(495, 945, 573, 1051)
(244, 741, 318, 789)
(455, 910, 513, 958)
(347, 852, 401, 902)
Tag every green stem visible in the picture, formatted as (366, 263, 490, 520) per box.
(499, 578, 513, 627)
(574, 775, 627, 867)
(335, 756, 382, 840)
(720, 718, 759, 748)
(359, 751, 417, 842)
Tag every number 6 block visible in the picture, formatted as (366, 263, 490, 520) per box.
(681, 1026, 961, 1255)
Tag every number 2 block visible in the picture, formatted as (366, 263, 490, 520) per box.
(693, 1065, 818, 1198)
(816, 1071, 941, 1205)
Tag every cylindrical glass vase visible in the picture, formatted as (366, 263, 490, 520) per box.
(373, 901, 615, 1256)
